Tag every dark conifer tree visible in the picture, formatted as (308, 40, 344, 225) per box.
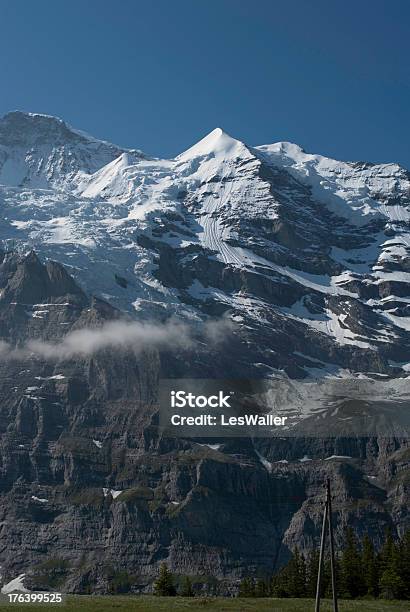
(238, 577, 255, 597)
(282, 549, 306, 597)
(379, 567, 404, 600)
(378, 527, 396, 577)
(362, 534, 379, 597)
(269, 527, 410, 601)
(398, 529, 410, 598)
(306, 548, 320, 598)
(378, 528, 404, 599)
(322, 557, 332, 598)
(340, 528, 363, 598)
(153, 563, 176, 596)
(271, 571, 289, 598)
(255, 578, 268, 597)
(180, 575, 194, 597)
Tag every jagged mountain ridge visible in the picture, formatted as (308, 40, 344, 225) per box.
(0, 111, 146, 190)
(0, 112, 410, 378)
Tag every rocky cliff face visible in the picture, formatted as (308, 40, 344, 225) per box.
(0, 250, 408, 594)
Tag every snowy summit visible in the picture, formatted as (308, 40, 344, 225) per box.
(0, 111, 409, 379)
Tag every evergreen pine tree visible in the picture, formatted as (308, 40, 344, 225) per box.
(153, 563, 176, 596)
(322, 557, 332, 598)
(379, 567, 404, 600)
(378, 527, 395, 575)
(255, 578, 268, 597)
(378, 528, 404, 600)
(271, 571, 288, 598)
(340, 528, 363, 598)
(362, 534, 379, 597)
(306, 548, 320, 598)
(398, 529, 410, 598)
(238, 577, 255, 597)
(282, 549, 306, 597)
(271, 528, 410, 602)
(298, 553, 307, 596)
(180, 575, 194, 597)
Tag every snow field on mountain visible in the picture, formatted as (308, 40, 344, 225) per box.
(1, 112, 409, 375)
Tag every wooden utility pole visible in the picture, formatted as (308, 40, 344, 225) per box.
(315, 478, 338, 612)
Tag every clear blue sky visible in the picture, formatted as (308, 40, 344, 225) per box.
(0, 0, 409, 166)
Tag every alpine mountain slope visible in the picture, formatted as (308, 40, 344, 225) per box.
(0, 111, 409, 594)
(1, 111, 409, 379)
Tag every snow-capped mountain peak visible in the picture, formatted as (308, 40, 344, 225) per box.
(0, 113, 409, 378)
(257, 140, 410, 227)
(0, 111, 147, 191)
(177, 127, 247, 161)
(79, 151, 140, 200)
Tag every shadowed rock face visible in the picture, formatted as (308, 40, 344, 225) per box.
(0, 112, 83, 147)
(0, 251, 408, 594)
(0, 250, 86, 306)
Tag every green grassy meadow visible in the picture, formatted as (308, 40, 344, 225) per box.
(0, 596, 408, 611)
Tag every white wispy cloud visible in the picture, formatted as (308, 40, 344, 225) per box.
(0, 317, 233, 361)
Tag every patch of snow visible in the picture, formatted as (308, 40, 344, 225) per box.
(35, 374, 66, 381)
(324, 455, 352, 461)
(102, 488, 122, 499)
(1, 574, 29, 593)
(382, 313, 410, 331)
(254, 449, 273, 472)
(197, 443, 221, 450)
